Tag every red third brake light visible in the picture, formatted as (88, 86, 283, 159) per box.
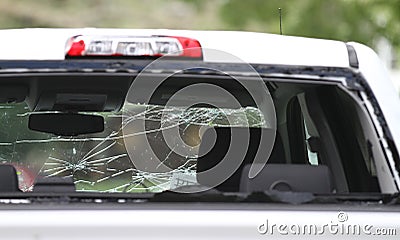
(174, 36, 202, 58)
(67, 39, 85, 56)
(65, 35, 202, 58)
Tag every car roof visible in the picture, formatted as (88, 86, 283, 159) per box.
(0, 28, 351, 67)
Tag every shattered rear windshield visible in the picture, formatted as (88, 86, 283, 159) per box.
(0, 102, 266, 192)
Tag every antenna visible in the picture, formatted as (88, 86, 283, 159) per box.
(278, 8, 283, 35)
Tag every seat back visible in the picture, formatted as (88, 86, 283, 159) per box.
(240, 163, 333, 193)
(0, 164, 20, 192)
(196, 127, 283, 192)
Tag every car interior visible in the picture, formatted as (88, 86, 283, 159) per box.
(0, 72, 388, 194)
(196, 81, 382, 194)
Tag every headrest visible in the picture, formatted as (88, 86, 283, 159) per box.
(33, 176, 75, 193)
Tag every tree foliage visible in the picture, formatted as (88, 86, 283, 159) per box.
(216, 0, 400, 53)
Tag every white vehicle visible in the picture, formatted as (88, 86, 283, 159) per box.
(0, 28, 399, 239)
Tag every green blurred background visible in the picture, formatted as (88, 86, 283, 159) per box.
(1, 0, 399, 82)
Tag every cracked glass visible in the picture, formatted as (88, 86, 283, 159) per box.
(0, 102, 266, 193)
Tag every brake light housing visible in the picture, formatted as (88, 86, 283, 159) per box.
(65, 35, 202, 59)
